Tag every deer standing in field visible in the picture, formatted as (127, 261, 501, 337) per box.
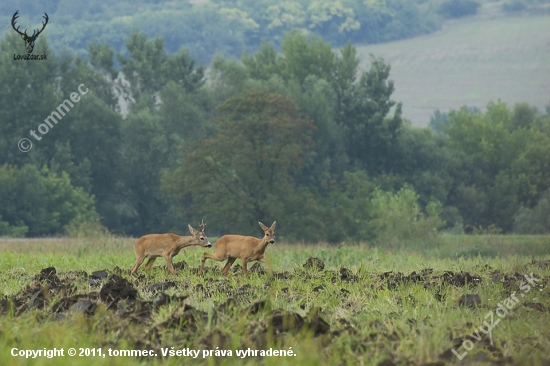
(199, 221, 276, 277)
(130, 221, 211, 275)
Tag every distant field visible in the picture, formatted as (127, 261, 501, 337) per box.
(356, 15, 550, 126)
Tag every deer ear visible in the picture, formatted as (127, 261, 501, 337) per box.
(188, 224, 196, 234)
(258, 222, 268, 231)
(270, 221, 276, 230)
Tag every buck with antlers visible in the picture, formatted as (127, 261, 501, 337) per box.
(199, 221, 276, 277)
(130, 221, 211, 275)
(12, 10, 49, 54)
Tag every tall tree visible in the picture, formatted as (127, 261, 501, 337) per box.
(165, 91, 314, 235)
(337, 55, 403, 174)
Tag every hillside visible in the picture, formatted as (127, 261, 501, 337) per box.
(356, 14, 550, 125)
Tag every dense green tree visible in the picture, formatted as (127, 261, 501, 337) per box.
(443, 101, 550, 231)
(118, 31, 205, 109)
(164, 91, 314, 236)
(0, 164, 98, 236)
(337, 55, 403, 174)
(0, 34, 57, 167)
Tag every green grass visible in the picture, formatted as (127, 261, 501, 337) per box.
(1, 236, 549, 365)
(355, 14, 550, 126)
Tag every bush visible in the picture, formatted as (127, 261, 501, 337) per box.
(0, 216, 28, 237)
(0, 164, 99, 237)
(456, 244, 498, 258)
(502, 1, 527, 13)
(368, 186, 445, 245)
(63, 219, 111, 239)
(438, 0, 480, 19)
(513, 189, 550, 234)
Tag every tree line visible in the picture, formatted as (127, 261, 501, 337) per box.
(1, 30, 549, 241)
(0, 0, 489, 64)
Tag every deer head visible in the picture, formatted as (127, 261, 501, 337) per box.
(12, 11, 49, 54)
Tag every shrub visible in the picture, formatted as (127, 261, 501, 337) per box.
(456, 244, 498, 258)
(438, 0, 480, 19)
(368, 186, 444, 245)
(502, 1, 527, 13)
(513, 189, 550, 234)
(0, 216, 28, 237)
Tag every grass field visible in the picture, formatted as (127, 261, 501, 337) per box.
(1, 235, 549, 365)
(356, 14, 550, 126)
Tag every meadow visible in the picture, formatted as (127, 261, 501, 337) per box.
(356, 14, 550, 125)
(1, 235, 549, 366)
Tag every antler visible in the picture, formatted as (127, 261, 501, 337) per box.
(30, 13, 49, 40)
(11, 11, 26, 36)
(11, 11, 49, 40)
(198, 219, 206, 232)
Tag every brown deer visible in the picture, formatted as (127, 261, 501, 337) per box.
(12, 11, 49, 54)
(130, 221, 211, 275)
(199, 221, 276, 277)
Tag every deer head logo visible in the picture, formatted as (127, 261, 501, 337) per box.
(11, 10, 49, 54)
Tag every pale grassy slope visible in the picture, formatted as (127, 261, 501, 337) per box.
(355, 15, 550, 126)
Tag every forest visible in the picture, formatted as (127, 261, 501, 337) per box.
(1, 0, 543, 63)
(1, 25, 550, 242)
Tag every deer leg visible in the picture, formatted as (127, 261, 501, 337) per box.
(130, 255, 145, 275)
(164, 254, 176, 275)
(242, 259, 249, 277)
(221, 258, 236, 277)
(144, 257, 157, 270)
(259, 257, 273, 275)
(200, 252, 225, 274)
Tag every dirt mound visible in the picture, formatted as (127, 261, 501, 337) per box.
(33, 267, 61, 287)
(267, 310, 305, 334)
(99, 275, 138, 305)
(457, 294, 482, 308)
(304, 257, 325, 271)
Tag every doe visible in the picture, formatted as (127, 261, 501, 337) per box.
(130, 221, 211, 275)
(199, 221, 276, 277)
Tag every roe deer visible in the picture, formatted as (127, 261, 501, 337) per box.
(199, 221, 276, 277)
(130, 221, 211, 275)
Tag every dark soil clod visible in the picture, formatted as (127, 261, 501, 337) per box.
(313, 285, 325, 292)
(99, 275, 138, 305)
(91, 270, 108, 279)
(244, 299, 268, 315)
(304, 257, 325, 271)
(34, 267, 61, 288)
(216, 297, 237, 313)
(173, 261, 187, 271)
(273, 271, 290, 280)
(458, 294, 482, 308)
(147, 281, 176, 292)
(267, 310, 305, 334)
(524, 302, 546, 312)
(69, 299, 96, 314)
(305, 309, 331, 336)
(249, 262, 265, 275)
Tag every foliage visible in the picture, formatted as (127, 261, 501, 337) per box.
(0, 164, 98, 237)
(513, 189, 550, 234)
(165, 91, 314, 236)
(502, 1, 527, 12)
(0, 216, 28, 238)
(455, 243, 498, 258)
(442, 101, 550, 232)
(0, 0, 444, 64)
(438, 0, 480, 19)
(368, 186, 444, 245)
(1, 27, 550, 239)
(63, 218, 112, 239)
